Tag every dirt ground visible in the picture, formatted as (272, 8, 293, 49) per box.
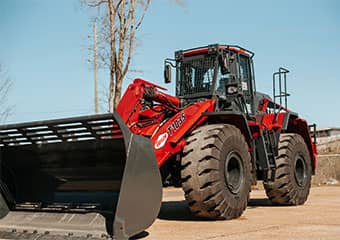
(146, 186, 340, 240)
(0, 186, 339, 240)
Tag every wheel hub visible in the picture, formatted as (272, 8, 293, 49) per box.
(224, 152, 244, 194)
(295, 156, 307, 187)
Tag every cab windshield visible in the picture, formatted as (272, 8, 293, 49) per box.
(177, 55, 216, 97)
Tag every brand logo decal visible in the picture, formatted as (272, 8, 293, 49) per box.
(154, 132, 169, 150)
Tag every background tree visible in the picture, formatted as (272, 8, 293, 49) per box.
(84, 0, 151, 112)
(0, 64, 13, 122)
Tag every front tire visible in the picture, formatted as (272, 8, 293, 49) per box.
(264, 133, 312, 205)
(181, 124, 252, 219)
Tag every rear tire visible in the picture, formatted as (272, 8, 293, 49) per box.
(181, 124, 251, 219)
(263, 133, 312, 205)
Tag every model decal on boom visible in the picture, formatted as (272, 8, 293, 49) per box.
(167, 112, 186, 136)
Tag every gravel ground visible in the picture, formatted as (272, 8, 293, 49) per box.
(0, 186, 339, 240)
(146, 186, 340, 240)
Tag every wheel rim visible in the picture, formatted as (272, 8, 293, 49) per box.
(295, 156, 307, 187)
(224, 152, 244, 194)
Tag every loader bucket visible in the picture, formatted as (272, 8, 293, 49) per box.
(0, 113, 162, 239)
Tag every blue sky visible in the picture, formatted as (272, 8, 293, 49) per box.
(0, 0, 339, 127)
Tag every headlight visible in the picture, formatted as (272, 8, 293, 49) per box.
(227, 85, 238, 94)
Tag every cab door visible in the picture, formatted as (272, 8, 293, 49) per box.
(238, 54, 255, 114)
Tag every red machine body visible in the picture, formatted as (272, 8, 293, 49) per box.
(116, 78, 317, 170)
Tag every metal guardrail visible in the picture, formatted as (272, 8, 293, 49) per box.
(309, 124, 317, 144)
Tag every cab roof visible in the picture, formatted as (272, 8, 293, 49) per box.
(176, 44, 254, 59)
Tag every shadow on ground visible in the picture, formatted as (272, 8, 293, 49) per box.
(248, 198, 273, 207)
(158, 200, 216, 221)
(130, 231, 149, 240)
(248, 198, 296, 208)
(158, 198, 282, 221)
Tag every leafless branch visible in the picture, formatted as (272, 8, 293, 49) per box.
(0, 65, 13, 122)
(82, 0, 108, 7)
(83, 0, 184, 112)
(135, 0, 150, 30)
(83, 0, 152, 112)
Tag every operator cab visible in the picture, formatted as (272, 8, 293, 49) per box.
(164, 44, 256, 115)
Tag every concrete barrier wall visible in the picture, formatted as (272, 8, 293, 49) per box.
(313, 155, 340, 185)
(312, 137, 340, 185)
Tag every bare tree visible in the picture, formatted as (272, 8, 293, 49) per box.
(0, 65, 13, 122)
(83, 0, 151, 112)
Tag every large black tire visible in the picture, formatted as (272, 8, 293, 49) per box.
(181, 124, 252, 219)
(264, 133, 312, 205)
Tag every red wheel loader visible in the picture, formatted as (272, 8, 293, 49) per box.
(0, 44, 317, 239)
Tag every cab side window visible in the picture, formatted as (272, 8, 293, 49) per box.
(239, 55, 251, 92)
(239, 55, 253, 113)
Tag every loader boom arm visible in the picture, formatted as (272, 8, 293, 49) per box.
(117, 79, 216, 167)
(117, 79, 181, 129)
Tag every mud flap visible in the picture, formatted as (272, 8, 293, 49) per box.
(0, 113, 162, 239)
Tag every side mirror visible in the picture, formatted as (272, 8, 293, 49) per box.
(164, 64, 172, 84)
(219, 55, 231, 75)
